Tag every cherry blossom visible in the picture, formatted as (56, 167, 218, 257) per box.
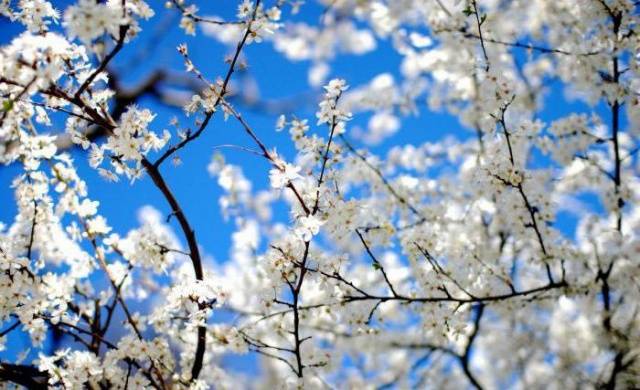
(1, 0, 640, 388)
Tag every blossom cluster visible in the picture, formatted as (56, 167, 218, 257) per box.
(0, 0, 639, 388)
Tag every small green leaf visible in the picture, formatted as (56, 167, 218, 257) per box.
(372, 262, 381, 271)
(462, 6, 474, 16)
(480, 14, 487, 24)
(2, 100, 13, 112)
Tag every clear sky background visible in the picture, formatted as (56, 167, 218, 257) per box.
(0, 0, 614, 376)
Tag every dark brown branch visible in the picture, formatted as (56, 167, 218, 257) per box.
(343, 280, 566, 305)
(312, 95, 341, 214)
(356, 229, 399, 297)
(597, 7, 629, 387)
(141, 159, 206, 382)
(341, 136, 426, 222)
(0, 321, 20, 337)
(153, 1, 261, 168)
(414, 243, 477, 299)
(169, 0, 244, 25)
(460, 31, 600, 56)
(459, 304, 485, 390)
(290, 241, 311, 377)
(0, 363, 48, 389)
(26, 200, 38, 260)
(470, 0, 490, 72)
(74, 25, 131, 100)
(494, 99, 555, 284)
(0, 76, 37, 128)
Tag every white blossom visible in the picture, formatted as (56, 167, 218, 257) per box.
(1, 0, 640, 388)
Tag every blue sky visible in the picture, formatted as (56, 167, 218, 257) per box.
(0, 0, 616, 376)
(0, 1, 472, 270)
